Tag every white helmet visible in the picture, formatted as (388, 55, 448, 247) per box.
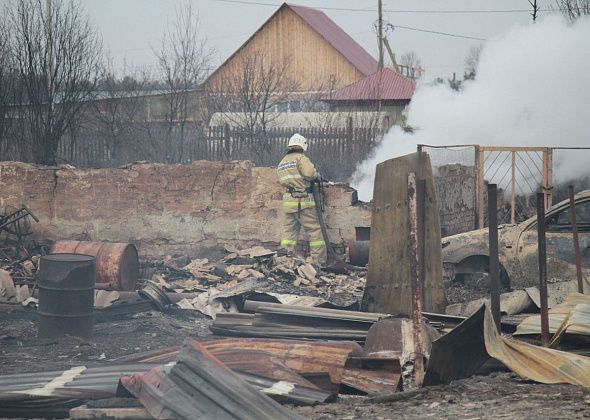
(288, 133, 308, 152)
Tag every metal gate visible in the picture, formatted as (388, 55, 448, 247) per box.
(419, 144, 590, 232)
(476, 146, 552, 227)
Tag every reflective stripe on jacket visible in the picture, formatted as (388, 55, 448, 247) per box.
(277, 151, 319, 192)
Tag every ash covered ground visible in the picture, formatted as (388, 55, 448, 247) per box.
(1, 245, 589, 419)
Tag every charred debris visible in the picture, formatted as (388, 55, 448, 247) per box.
(2, 154, 590, 419)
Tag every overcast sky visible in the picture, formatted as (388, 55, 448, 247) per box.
(80, 0, 558, 80)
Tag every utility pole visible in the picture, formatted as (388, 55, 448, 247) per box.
(377, 0, 384, 69)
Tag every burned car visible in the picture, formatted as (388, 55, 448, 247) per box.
(442, 190, 590, 291)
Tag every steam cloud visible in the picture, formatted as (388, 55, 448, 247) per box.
(352, 16, 590, 201)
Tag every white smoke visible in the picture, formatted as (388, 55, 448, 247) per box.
(352, 15, 590, 201)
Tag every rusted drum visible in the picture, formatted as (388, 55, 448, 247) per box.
(348, 240, 370, 267)
(38, 253, 95, 339)
(50, 241, 139, 291)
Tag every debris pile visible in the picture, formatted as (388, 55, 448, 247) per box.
(144, 245, 367, 314)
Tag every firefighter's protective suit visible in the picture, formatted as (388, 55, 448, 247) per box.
(276, 148, 327, 265)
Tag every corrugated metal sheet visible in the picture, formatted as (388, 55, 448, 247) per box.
(112, 345, 332, 404)
(515, 292, 590, 338)
(0, 363, 160, 418)
(121, 338, 302, 420)
(209, 348, 331, 405)
(288, 4, 378, 77)
(342, 357, 402, 395)
(201, 338, 362, 387)
(212, 302, 381, 341)
(327, 68, 415, 101)
(423, 305, 490, 386)
(483, 305, 590, 387)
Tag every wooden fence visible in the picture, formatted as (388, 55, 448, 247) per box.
(2, 124, 384, 181)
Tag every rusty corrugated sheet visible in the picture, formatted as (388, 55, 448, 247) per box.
(209, 348, 331, 404)
(121, 338, 302, 420)
(326, 68, 415, 101)
(342, 357, 402, 395)
(289, 4, 378, 77)
(201, 338, 362, 387)
(483, 305, 590, 387)
(110, 346, 331, 405)
(114, 338, 360, 394)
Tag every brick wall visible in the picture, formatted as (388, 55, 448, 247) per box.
(0, 161, 370, 258)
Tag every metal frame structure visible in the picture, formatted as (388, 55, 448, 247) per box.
(418, 144, 590, 229)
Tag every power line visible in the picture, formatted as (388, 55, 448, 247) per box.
(391, 25, 487, 41)
(209, 0, 560, 15)
(210, 0, 489, 41)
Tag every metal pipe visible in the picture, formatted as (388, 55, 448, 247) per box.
(488, 184, 501, 331)
(407, 173, 424, 385)
(511, 152, 516, 224)
(536, 192, 550, 347)
(569, 185, 584, 294)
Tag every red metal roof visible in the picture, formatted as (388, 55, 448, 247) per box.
(287, 4, 378, 77)
(326, 68, 415, 101)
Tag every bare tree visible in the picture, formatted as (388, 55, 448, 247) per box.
(90, 60, 152, 165)
(155, 3, 213, 162)
(0, 15, 16, 156)
(464, 44, 483, 80)
(399, 50, 423, 79)
(205, 50, 299, 164)
(555, 0, 590, 21)
(529, 0, 540, 22)
(7, 0, 102, 165)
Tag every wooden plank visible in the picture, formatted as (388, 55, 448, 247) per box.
(361, 152, 447, 316)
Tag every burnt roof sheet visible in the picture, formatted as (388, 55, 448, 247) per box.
(326, 68, 415, 101)
(120, 338, 303, 420)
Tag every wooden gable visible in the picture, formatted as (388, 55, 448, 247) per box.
(205, 3, 376, 93)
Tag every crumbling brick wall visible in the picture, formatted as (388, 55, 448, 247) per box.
(0, 161, 370, 257)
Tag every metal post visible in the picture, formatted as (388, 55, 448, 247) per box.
(408, 172, 424, 385)
(542, 149, 553, 211)
(511, 152, 516, 224)
(488, 184, 501, 331)
(476, 146, 485, 228)
(569, 185, 584, 294)
(546, 149, 553, 209)
(536, 193, 550, 346)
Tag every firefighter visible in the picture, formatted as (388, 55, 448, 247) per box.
(276, 133, 327, 266)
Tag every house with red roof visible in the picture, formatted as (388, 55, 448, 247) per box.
(204, 2, 379, 113)
(323, 68, 416, 128)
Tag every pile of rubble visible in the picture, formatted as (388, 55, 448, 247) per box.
(0, 241, 45, 307)
(144, 245, 367, 313)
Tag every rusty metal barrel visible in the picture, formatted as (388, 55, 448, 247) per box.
(38, 253, 95, 338)
(50, 241, 139, 291)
